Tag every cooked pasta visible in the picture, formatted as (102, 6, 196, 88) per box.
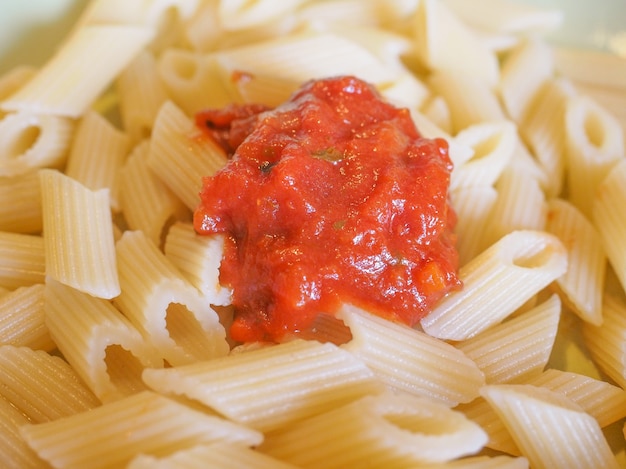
(40, 169, 120, 299)
(0, 0, 624, 466)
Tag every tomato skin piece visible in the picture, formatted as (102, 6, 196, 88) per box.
(194, 76, 461, 343)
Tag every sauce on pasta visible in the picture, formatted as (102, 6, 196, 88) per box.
(194, 76, 461, 342)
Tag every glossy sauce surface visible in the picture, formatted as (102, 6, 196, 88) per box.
(195, 76, 461, 342)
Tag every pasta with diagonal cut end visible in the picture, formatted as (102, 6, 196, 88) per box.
(40, 169, 120, 299)
(142, 338, 385, 432)
(481, 384, 620, 469)
(421, 230, 567, 340)
(339, 304, 485, 406)
(260, 392, 488, 467)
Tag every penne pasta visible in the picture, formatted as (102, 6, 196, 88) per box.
(442, 0, 563, 35)
(545, 198, 606, 325)
(1, 25, 154, 117)
(415, 0, 500, 87)
(260, 392, 488, 467)
(498, 37, 554, 123)
(0, 344, 100, 422)
(40, 169, 120, 299)
(455, 294, 561, 384)
(481, 384, 620, 469)
(115, 230, 229, 366)
(0, 231, 45, 290)
(519, 78, 575, 197)
(0, 169, 42, 233)
(127, 442, 300, 469)
(593, 159, 626, 294)
(450, 121, 517, 190)
(64, 110, 130, 212)
(0, 394, 47, 469)
(0, 110, 75, 177)
(163, 222, 231, 306)
(339, 304, 485, 406)
(143, 338, 385, 432)
(450, 184, 498, 266)
(564, 94, 624, 217)
(421, 230, 567, 340)
(482, 166, 547, 248)
(147, 100, 228, 210)
(525, 368, 626, 429)
(582, 295, 626, 390)
(45, 278, 163, 402)
(428, 71, 506, 134)
(116, 50, 170, 144)
(0, 284, 54, 351)
(20, 390, 263, 469)
(120, 140, 190, 247)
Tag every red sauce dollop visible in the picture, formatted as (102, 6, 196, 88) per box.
(194, 76, 461, 343)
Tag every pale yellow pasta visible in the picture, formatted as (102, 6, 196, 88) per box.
(442, 0, 562, 35)
(414, 0, 500, 87)
(553, 47, 626, 92)
(0, 284, 54, 351)
(421, 230, 567, 340)
(143, 338, 384, 432)
(428, 71, 505, 134)
(147, 100, 227, 210)
(218, 0, 306, 30)
(421, 94, 452, 134)
(565, 94, 625, 217)
(455, 294, 560, 384)
(499, 37, 554, 123)
(338, 304, 485, 406)
(0, 231, 45, 290)
(117, 50, 171, 143)
(215, 31, 398, 90)
(260, 392, 488, 467)
(526, 369, 626, 429)
(20, 390, 263, 469)
(1, 0, 625, 466)
(417, 455, 529, 469)
(157, 50, 240, 113)
(0, 110, 75, 177)
(573, 81, 626, 139)
(0, 66, 36, 119)
(482, 167, 547, 247)
(450, 185, 498, 266)
(582, 295, 626, 390)
(593, 159, 626, 293)
(0, 395, 47, 469)
(0, 170, 42, 233)
(519, 78, 575, 197)
(0, 345, 100, 422)
(450, 121, 517, 190)
(545, 198, 606, 325)
(45, 278, 163, 402)
(64, 110, 130, 212)
(120, 140, 190, 246)
(1, 25, 154, 117)
(457, 397, 519, 455)
(164, 222, 231, 306)
(481, 384, 620, 469)
(40, 169, 120, 299)
(127, 443, 300, 469)
(115, 230, 229, 366)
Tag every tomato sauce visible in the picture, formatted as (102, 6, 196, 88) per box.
(194, 76, 461, 343)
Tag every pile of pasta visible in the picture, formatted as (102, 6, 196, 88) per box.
(1, 0, 626, 467)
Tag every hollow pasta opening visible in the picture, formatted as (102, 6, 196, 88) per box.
(6, 125, 41, 160)
(165, 302, 211, 357)
(104, 344, 148, 396)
